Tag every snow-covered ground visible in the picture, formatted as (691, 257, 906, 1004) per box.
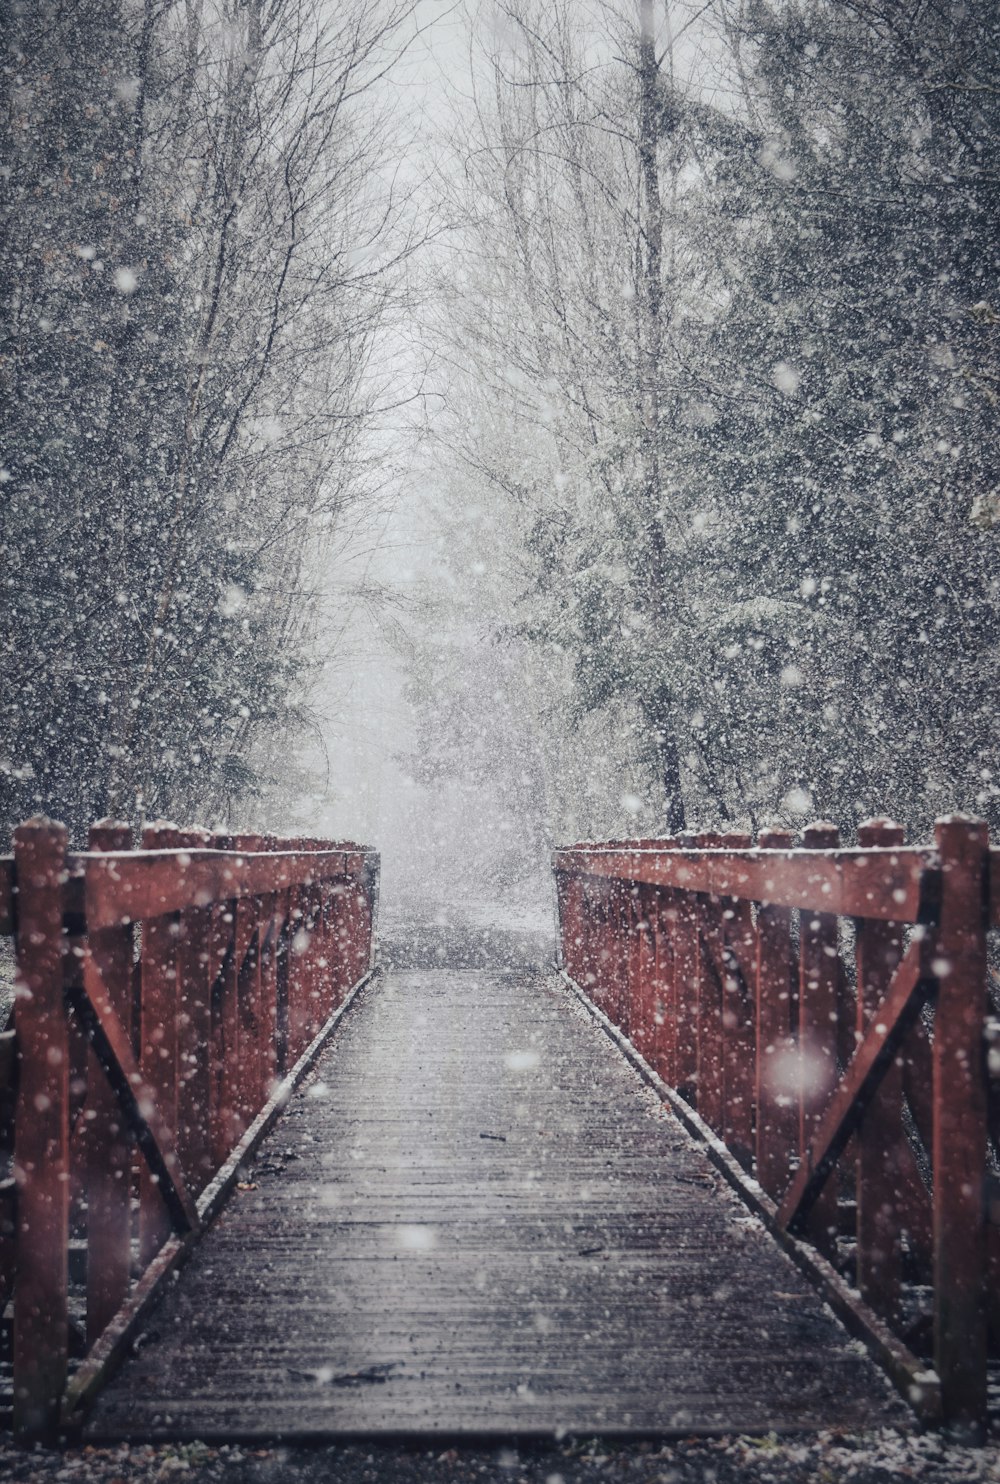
(3, 1427, 1000, 1484)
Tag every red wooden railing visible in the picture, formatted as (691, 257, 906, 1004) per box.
(0, 817, 379, 1440)
(553, 816, 998, 1439)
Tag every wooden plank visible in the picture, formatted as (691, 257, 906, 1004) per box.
(566, 970, 940, 1428)
(63, 966, 376, 1431)
(85, 964, 909, 1441)
(553, 846, 932, 924)
(12, 820, 69, 1442)
(82, 849, 373, 932)
(776, 934, 932, 1237)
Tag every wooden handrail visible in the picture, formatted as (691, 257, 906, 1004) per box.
(0, 817, 379, 1442)
(58, 847, 361, 930)
(554, 815, 994, 1439)
(552, 843, 935, 923)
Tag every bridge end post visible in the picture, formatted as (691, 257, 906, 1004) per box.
(12, 818, 69, 1444)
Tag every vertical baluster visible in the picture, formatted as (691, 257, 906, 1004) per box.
(209, 833, 238, 1167)
(12, 820, 69, 1442)
(303, 843, 321, 1044)
(648, 840, 678, 1087)
(287, 842, 308, 1060)
(674, 836, 700, 1106)
(139, 824, 181, 1269)
(653, 878, 678, 1088)
(308, 870, 325, 1028)
(84, 821, 134, 1341)
(577, 869, 593, 996)
(632, 882, 657, 1061)
(174, 828, 212, 1195)
(274, 879, 291, 1078)
(366, 851, 380, 973)
(304, 862, 321, 1040)
(854, 817, 906, 1319)
(616, 876, 630, 1031)
(321, 868, 337, 1016)
(696, 831, 725, 1135)
(231, 834, 263, 1130)
(590, 875, 603, 995)
(340, 867, 356, 1004)
(326, 869, 348, 1012)
(797, 821, 841, 1258)
(932, 815, 989, 1438)
(355, 855, 370, 986)
(554, 868, 568, 974)
(754, 827, 797, 1199)
(718, 832, 754, 1170)
(257, 849, 279, 1100)
(603, 878, 621, 1024)
(619, 879, 636, 1038)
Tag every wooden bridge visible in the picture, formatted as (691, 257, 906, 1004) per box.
(0, 815, 997, 1444)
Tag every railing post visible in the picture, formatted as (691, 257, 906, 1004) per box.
(139, 823, 181, 1268)
(208, 833, 239, 1165)
(719, 831, 754, 1169)
(798, 821, 841, 1258)
(84, 821, 135, 1343)
(256, 835, 279, 1100)
(854, 817, 906, 1320)
(755, 827, 797, 1199)
(231, 834, 264, 1132)
(367, 851, 380, 972)
(175, 827, 213, 1193)
(12, 818, 69, 1442)
(933, 814, 989, 1439)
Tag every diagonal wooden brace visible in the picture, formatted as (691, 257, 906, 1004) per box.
(776, 932, 935, 1236)
(65, 970, 200, 1238)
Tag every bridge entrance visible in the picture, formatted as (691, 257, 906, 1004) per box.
(84, 921, 905, 1441)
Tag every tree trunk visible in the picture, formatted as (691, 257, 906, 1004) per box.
(638, 2, 685, 836)
(645, 689, 686, 834)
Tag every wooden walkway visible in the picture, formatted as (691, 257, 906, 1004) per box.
(86, 954, 908, 1440)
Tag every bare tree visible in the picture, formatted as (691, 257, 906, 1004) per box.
(1, 0, 423, 837)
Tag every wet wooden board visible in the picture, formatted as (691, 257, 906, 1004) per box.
(85, 968, 909, 1440)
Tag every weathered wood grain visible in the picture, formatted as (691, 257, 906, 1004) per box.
(86, 966, 908, 1441)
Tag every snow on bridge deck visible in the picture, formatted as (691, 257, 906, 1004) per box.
(86, 933, 908, 1440)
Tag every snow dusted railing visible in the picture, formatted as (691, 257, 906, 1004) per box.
(554, 817, 997, 1439)
(0, 818, 379, 1441)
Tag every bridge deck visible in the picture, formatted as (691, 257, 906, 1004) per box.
(86, 958, 908, 1440)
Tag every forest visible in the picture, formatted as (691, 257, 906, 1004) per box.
(2, 0, 998, 866)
